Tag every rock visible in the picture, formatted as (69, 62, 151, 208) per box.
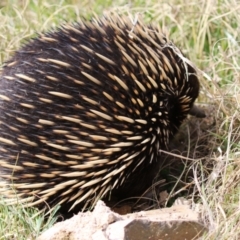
(37, 200, 206, 240)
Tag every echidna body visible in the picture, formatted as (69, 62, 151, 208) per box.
(0, 14, 200, 211)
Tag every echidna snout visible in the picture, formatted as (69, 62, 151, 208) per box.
(0, 14, 201, 212)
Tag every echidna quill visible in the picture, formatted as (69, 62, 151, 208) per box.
(0, 14, 204, 212)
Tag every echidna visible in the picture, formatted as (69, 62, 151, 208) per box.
(0, 14, 203, 212)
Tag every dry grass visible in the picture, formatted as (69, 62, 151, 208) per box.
(0, 0, 239, 239)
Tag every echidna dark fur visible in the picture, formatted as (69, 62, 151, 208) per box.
(0, 14, 202, 212)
